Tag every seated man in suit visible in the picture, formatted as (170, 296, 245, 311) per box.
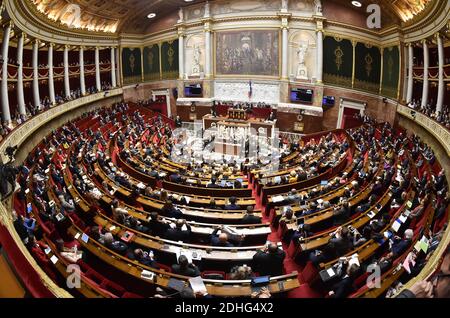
(169, 171, 182, 183)
(391, 229, 413, 257)
(328, 263, 361, 298)
(210, 230, 234, 247)
(207, 177, 220, 188)
(224, 196, 241, 210)
(241, 206, 261, 225)
(103, 232, 128, 255)
(148, 212, 170, 237)
(165, 219, 191, 243)
(252, 243, 286, 276)
(171, 255, 201, 277)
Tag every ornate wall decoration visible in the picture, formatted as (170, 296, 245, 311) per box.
(216, 30, 279, 77)
(354, 42, 381, 94)
(161, 40, 179, 80)
(211, 0, 280, 15)
(381, 45, 400, 99)
(289, 30, 317, 81)
(335, 46, 344, 71)
(30, 0, 119, 33)
(122, 47, 142, 85)
(323, 36, 353, 88)
(365, 53, 373, 77)
(143, 44, 160, 81)
(214, 81, 280, 104)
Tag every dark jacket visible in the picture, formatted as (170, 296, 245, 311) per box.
(252, 249, 286, 276)
(241, 214, 262, 225)
(171, 264, 201, 277)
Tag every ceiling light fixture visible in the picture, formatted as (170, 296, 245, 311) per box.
(147, 13, 156, 19)
(184, 0, 194, 2)
(351, 1, 362, 7)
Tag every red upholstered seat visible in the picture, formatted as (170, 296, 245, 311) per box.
(352, 272, 369, 290)
(299, 261, 319, 285)
(122, 292, 145, 298)
(100, 279, 126, 297)
(85, 269, 104, 285)
(156, 262, 172, 273)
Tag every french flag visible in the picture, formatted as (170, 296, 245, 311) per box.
(248, 80, 253, 100)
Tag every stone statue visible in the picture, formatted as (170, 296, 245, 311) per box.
(281, 0, 288, 11)
(296, 43, 309, 80)
(204, 1, 211, 18)
(314, 0, 322, 14)
(191, 45, 201, 76)
(178, 8, 184, 23)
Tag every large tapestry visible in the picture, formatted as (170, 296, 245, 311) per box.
(354, 42, 381, 94)
(381, 46, 400, 99)
(215, 30, 279, 77)
(122, 47, 142, 85)
(143, 44, 160, 81)
(161, 40, 179, 80)
(323, 36, 353, 88)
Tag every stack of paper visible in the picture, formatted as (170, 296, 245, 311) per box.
(189, 276, 207, 295)
(272, 195, 285, 203)
(50, 255, 59, 264)
(141, 270, 156, 281)
(391, 220, 401, 232)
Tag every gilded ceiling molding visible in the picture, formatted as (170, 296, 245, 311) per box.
(6, 0, 119, 47)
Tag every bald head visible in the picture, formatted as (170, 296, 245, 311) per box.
(268, 243, 278, 254)
(218, 233, 229, 243)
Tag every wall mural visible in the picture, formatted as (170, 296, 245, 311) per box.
(161, 40, 179, 80)
(381, 46, 400, 99)
(122, 48, 142, 85)
(323, 36, 353, 88)
(354, 43, 381, 94)
(143, 44, 160, 81)
(216, 30, 279, 77)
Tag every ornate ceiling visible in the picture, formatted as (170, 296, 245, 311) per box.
(27, 0, 435, 35)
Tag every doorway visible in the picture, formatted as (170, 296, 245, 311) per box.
(336, 99, 366, 129)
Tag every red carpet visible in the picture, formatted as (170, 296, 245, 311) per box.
(247, 176, 320, 298)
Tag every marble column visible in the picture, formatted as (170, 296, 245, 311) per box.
(48, 43, 56, 105)
(421, 40, 429, 108)
(64, 45, 71, 98)
(95, 47, 101, 91)
(436, 35, 444, 112)
(115, 47, 121, 87)
(32, 40, 41, 109)
(79, 47, 86, 95)
(406, 44, 414, 104)
(178, 32, 185, 80)
(316, 30, 323, 83)
(111, 47, 117, 87)
(1, 23, 12, 123)
(16, 33, 26, 115)
(205, 29, 212, 78)
(281, 26, 289, 80)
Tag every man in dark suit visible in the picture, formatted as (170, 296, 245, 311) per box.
(148, 212, 169, 237)
(207, 177, 220, 188)
(224, 197, 241, 210)
(171, 255, 201, 277)
(252, 243, 286, 276)
(391, 229, 413, 257)
(210, 227, 235, 247)
(241, 206, 261, 225)
(329, 263, 360, 298)
(164, 219, 191, 243)
(333, 201, 351, 226)
(169, 171, 182, 183)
